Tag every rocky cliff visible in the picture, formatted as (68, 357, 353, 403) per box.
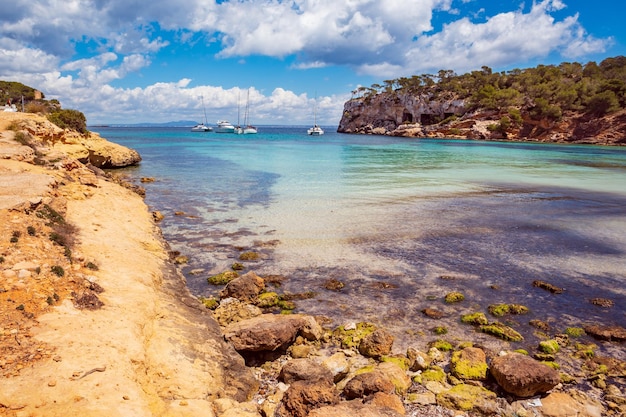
(0, 112, 141, 168)
(338, 92, 626, 146)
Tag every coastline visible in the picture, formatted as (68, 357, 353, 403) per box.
(0, 112, 256, 416)
(2, 112, 625, 417)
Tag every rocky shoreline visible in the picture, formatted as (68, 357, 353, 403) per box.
(1, 112, 625, 416)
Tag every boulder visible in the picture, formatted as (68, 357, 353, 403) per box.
(212, 297, 262, 327)
(358, 329, 394, 358)
(322, 352, 351, 383)
(220, 271, 265, 303)
(276, 379, 339, 417)
(279, 358, 334, 385)
(343, 370, 395, 399)
(490, 352, 560, 397)
(407, 347, 431, 371)
(450, 347, 488, 380)
(223, 314, 318, 352)
(436, 384, 497, 413)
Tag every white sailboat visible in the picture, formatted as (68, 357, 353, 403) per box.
(191, 96, 213, 132)
(234, 92, 243, 134)
(307, 95, 324, 136)
(242, 89, 257, 134)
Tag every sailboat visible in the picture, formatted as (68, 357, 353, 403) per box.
(242, 89, 257, 134)
(307, 95, 324, 136)
(234, 92, 243, 134)
(191, 96, 213, 132)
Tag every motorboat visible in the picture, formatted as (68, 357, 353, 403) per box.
(215, 120, 236, 133)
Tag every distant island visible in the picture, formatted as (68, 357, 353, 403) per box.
(338, 56, 626, 145)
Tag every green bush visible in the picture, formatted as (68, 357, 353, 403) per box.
(47, 109, 88, 134)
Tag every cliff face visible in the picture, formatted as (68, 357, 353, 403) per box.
(338, 93, 626, 146)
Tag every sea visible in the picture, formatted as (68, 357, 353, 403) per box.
(95, 125, 626, 356)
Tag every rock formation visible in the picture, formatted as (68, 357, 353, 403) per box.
(338, 92, 626, 145)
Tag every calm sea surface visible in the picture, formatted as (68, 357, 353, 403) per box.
(97, 126, 626, 355)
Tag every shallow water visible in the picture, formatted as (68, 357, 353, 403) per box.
(100, 126, 626, 357)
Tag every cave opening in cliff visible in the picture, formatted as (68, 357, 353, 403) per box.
(420, 113, 443, 125)
(402, 110, 413, 124)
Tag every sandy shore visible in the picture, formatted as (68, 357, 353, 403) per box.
(0, 113, 256, 416)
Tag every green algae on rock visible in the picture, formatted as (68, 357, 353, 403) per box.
(450, 347, 488, 380)
(479, 322, 524, 342)
(460, 312, 489, 326)
(436, 384, 497, 412)
(444, 292, 465, 303)
(207, 270, 239, 285)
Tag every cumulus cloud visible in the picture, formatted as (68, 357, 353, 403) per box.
(0, 0, 614, 124)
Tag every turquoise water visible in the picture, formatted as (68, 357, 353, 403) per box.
(99, 126, 626, 355)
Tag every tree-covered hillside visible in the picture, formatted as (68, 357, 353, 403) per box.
(353, 56, 626, 121)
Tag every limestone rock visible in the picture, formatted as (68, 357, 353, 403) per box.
(223, 313, 317, 352)
(279, 358, 334, 385)
(220, 271, 265, 303)
(450, 347, 488, 380)
(276, 379, 339, 417)
(539, 391, 604, 417)
(490, 352, 560, 397)
(358, 328, 394, 358)
(436, 384, 497, 413)
(407, 347, 432, 371)
(343, 370, 395, 399)
(212, 297, 262, 327)
(308, 401, 405, 417)
(322, 352, 351, 383)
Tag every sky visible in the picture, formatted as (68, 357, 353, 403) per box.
(0, 0, 624, 126)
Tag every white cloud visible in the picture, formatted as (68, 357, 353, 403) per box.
(0, 0, 615, 125)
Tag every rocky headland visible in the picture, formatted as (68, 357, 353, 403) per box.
(337, 92, 626, 146)
(1, 112, 625, 417)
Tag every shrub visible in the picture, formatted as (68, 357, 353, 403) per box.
(51, 265, 65, 277)
(47, 109, 88, 134)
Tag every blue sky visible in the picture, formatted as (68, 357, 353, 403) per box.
(1, 0, 623, 126)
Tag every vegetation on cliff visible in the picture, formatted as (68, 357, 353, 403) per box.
(1, 81, 87, 134)
(343, 56, 626, 144)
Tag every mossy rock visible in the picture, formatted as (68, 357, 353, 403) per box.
(539, 339, 560, 354)
(231, 262, 245, 271)
(444, 292, 465, 303)
(479, 323, 524, 342)
(542, 361, 560, 370)
(509, 304, 529, 314)
(257, 292, 279, 308)
(461, 312, 488, 326)
(428, 339, 453, 352)
(488, 303, 529, 316)
(421, 366, 447, 384)
(488, 303, 510, 316)
(450, 349, 488, 380)
(436, 384, 497, 412)
(332, 322, 377, 349)
(381, 356, 411, 371)
(239, 251, 260, 261)
(432, 326, 448, 335)
(565, 327, 585, 338)
(277, 299, 296, 311)
(207, 270, 239, 285)
(199, 297, 219, 310)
